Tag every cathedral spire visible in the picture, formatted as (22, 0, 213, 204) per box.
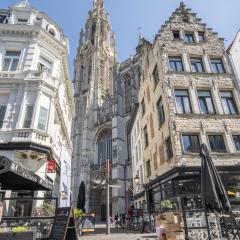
(93, 0, 104, 9)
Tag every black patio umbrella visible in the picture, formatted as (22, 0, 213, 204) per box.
(200, 143, 231, 214)
(77, 181, 86, 212)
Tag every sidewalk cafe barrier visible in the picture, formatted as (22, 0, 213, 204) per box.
(0, 197, 57, 239)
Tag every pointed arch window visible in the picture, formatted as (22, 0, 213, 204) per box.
(97, 129, 112, 167)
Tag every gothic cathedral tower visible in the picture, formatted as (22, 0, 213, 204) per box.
(72, 0, 117, 221)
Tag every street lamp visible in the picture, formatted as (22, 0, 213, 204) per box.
(134, 175, 140, 186)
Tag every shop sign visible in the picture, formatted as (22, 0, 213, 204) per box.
(47, 160, 56, 173)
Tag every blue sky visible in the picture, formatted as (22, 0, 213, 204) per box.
(1, 0, 239, 78)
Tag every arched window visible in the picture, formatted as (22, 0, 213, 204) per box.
(97, 129, 112, 166)
(123, 73, 132, 114)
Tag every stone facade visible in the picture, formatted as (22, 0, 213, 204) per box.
(130, 3, 240, 211)
(0, 1, 74, 202)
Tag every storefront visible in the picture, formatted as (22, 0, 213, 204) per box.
(145, 166, 240, 213)
(0, 156, 57, 239)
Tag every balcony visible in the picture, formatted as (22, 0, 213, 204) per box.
(0, 129, 51, 147)
(0, 70, 58, 89)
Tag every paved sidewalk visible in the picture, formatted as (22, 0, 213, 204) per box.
(79, 224, 157, 240)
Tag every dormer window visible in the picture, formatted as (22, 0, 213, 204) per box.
(48, 29, 56, 37)
(18, 18, 28, 24)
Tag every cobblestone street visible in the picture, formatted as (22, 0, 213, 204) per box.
(79, 224, 157, 240)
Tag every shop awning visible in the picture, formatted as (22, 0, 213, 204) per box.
(0, 156, 52, 191)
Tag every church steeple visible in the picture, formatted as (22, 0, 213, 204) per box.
(93, 0, 104, 9)
(74, 0, 116, 104)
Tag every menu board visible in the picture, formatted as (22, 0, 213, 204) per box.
(50, 207, 71, 240)
(81, 215, 95, 233)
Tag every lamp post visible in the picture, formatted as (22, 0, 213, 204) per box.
(106, 159, 110, 235)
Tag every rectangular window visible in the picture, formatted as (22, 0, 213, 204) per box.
(173, 31, 180, 40)
(166, 137, 173, 160)
(23, 105, 34, 128)
(37, 107, 48, 131)
(3, 51, 21, 71)
(169, 56, 184, 72)
(190, 57, 205, 73)
(141, 99, 145, 115)
(146, 160, 151, 177)
(208, 135, 226, 152)
(220, 91, 238, 115)
(211, 58, 225, 73)
(152, 65, 159, 86)
(144, 126, 149, 148)
(233, 135, 240, 151)
(38, 56, 53, 73)
(157, 98, 165, 126)
(185, 33, 195, 43)
(17, 18, 28, 24)
(198, 32, 205, 42)
(0, 105, 7, 129)
(198, 90, 215, 114)
(182, 134, 200, 153)
(175, 89, 192, 114)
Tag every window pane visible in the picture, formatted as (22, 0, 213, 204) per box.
(211, 59, 225, 73)
(228, 100, 237, 114)
(206, 97, 215, 113)
(23, 105, 34, 128)
(190, 135, 200, 151)
(198, 90, 210, 97)
(6, 51, 21, 57)
(3, 58, 11, 71)
(0, 105, 6, 128)
(37, 107, 48, 131)
(233, 136, 240, 151)
(190, 58, 204, 73)
(183, 97, 191, 113)
(182, 135, 200, 152)
(176, 61, 183, 71)
(221, 98, 230, 114)
(10, 59, 19, 71)
(185, 34, 194, 43)
(220, 91, 238, 115)
(198, 91, 214, 114)
(198, 33, 205, 42)
(209, 135, 226, 152)
(169, 57, 183, 71)
(175, 90, 191, 114)
(176, 97, 183, 113)
(183, 136, 191, 152)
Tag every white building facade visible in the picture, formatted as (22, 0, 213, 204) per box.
(0, 1, 74, 204)
(228, 31, 240, 87)
(129, 104, 145, 209)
